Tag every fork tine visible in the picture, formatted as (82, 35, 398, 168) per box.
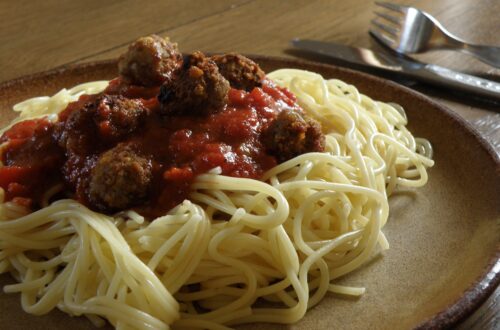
(374, 1, 408, 13)
(369, 29, 397, 48)
(374, 11, 400, 25)
(371, 19, 399, 38)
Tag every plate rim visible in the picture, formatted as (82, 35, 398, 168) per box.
(0, 57, 498, 329)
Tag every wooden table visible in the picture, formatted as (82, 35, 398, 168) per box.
(0, 0, 498, 329)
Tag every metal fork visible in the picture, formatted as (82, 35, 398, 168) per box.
(370, 2, 500, 68)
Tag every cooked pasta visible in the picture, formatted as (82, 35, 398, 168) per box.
(0, 68, 434, 329)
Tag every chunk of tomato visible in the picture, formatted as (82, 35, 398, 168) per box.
(0, 166, 35, 189)
(0, 118, 50, 142)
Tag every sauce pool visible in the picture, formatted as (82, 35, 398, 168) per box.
(0, 79, 302, 217)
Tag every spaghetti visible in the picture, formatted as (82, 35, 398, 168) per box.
(0, 68, 434, 329)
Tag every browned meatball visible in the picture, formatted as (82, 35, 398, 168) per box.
(118, 35, 183, 87)
(262, 110, 325, 162)
(158, 51, 230, 116)
(55, 94, 147, 154)
(211, 53, 265, 91)
(88, 144, 152, 210)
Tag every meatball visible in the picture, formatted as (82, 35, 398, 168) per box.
(55, 94, 147, 154)
(158, 51, 230, 116)
(211, 53, 265, 91)
(262, 110, 325, 162)
(118, 35, 183, 87)
(88, 144, 152, 210)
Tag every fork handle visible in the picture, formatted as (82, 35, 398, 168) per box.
(461, 44, 500, 68)
(440, 34, 500, 68)
(413, 64, 500, 101)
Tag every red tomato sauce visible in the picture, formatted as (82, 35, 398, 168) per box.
(0, 118, 64, 205)
(0, 78, 300, 217)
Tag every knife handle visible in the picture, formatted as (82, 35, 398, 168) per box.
(416, 64, 500, 101)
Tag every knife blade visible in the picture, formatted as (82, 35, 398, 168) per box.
(291, 39, 500, 101)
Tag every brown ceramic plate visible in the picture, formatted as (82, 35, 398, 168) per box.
(0, 58, 498, 330)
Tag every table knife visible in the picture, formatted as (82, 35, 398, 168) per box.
(291, 39, 500, 101)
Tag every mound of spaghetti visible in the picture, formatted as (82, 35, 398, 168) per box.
(0, 35, 433, 329)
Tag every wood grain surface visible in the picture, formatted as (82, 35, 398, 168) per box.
(0, 0, 498, 329)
